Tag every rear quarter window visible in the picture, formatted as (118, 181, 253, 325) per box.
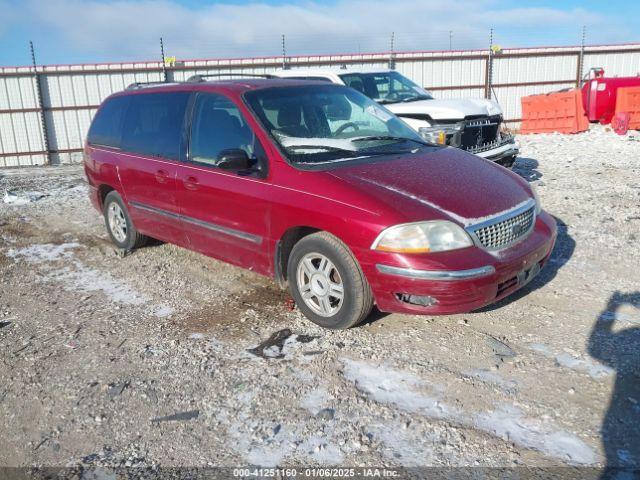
(87, 95, 130, 148)
(120, 92, 191, 160)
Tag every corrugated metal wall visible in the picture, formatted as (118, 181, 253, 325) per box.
(1, 43, 639, 167)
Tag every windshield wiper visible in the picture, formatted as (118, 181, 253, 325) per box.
(401, 95, 433, 103)
(350, 135, 429, 146)
(286, 145, 360, 158)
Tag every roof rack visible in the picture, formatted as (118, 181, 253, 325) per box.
(186, 73, 275, 83)
(125, 81, 170, 90)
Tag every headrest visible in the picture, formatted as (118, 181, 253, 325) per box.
(277, 103, 302, 128)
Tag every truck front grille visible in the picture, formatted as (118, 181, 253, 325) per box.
(460, 115, 501, 151)
(470, 205, 535, 250)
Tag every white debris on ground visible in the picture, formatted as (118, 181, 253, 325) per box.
(1, 126, 639, 470)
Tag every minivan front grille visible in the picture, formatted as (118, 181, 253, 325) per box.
(470, 205, 535, 250)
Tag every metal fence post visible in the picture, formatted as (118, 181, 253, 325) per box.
(30, 41, 51, 165)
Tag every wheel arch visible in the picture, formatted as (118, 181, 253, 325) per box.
(97, 184, 116, 209)
(274, 226, 321, 288)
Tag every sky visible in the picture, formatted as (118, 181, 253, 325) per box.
(0, 0, 639, 67)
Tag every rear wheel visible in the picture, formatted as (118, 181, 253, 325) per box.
(103, 191, 148, 251)
(287, 232, 373, 329)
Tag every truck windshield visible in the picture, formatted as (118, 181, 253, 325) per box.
(339, 71, 434, 104)
(244, 85, 428, 165)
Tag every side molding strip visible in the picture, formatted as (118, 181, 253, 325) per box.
(129, 200, 262, 245)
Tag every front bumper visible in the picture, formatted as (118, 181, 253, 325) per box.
(472, 138, 519, 165)
(358, 211, 557, 315)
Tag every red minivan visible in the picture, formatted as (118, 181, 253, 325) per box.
(84, 78, 557, 329)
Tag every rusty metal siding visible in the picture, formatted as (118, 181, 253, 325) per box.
(1, 43, 639, 167)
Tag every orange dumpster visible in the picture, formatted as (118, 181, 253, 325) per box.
(614, 86, 640, 130)
(520, 88, 589, 134)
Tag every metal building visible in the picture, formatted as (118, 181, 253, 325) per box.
(1, 43, 639, 167)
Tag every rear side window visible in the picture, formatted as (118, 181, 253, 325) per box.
(87, 95, 130, 148)
(121, 92, 190, 160)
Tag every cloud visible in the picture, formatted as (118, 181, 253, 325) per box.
(9, 0, 628, 64)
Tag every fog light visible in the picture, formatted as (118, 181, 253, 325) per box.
(396, 293, 438, 307)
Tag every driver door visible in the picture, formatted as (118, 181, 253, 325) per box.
(175, 92, 273, 274)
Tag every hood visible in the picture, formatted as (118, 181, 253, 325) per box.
(326, 147, 532, 225)
(386, 98, 503, 121)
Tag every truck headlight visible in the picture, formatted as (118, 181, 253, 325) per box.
(371, 221, 473, 253)
(418, 125, 461, 145)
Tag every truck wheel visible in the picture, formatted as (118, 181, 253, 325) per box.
(288, 232, 373, 329)
(103, 191, 148, 251)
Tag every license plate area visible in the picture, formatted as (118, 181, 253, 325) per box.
(517, 261, 541, 287)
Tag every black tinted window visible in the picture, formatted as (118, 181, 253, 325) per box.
(121, 92, 190, 160)
(87, 95, 129, 147)
(190, 93, 255, 167)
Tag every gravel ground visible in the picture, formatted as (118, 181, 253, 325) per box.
(1, 126, 639, 474)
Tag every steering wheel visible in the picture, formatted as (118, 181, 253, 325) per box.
(335, 122, 360, 135)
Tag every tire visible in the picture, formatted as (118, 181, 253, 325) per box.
(287, 231, 373, 329)
(103, 191, 148, 251)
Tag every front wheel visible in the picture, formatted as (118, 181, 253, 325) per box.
(287, 232, 373, 329)
(103, 191, 148, 251)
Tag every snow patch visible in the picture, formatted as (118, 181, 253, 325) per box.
(153, 305, 174, 318)
(342, 358, 598, 465)
(475, 405, 597, 465)
(6, 242, 169, 309)
(45, 260, 146, 305)
(300, 387, 330, 415)
(463, 368, 518, 390)
(3, 190, 47, 205)
(342, 359, 453, 419)
(529, 343, 614, 379)
(7, 242, 81, 262)
(555, 353, 614, 379)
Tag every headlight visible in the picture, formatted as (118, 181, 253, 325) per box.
(371, 221, 473, 253)
(531, 184, 542, 214)
(418, 125, 461, 145)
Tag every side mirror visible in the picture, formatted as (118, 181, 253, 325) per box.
(217, 149, 252, 171)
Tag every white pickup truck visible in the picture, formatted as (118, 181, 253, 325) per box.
(272, 68, 519, 167)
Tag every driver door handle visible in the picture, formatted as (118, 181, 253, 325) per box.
(184, 176, 199, 191)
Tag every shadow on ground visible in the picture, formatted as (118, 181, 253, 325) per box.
(588, 291, 640, 478)
(512, 156, 543, 182)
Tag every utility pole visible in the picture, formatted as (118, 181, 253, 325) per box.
(388, 32, 396, 70)
(30, 41, 51, 165)
(160, 37, 167, 82)
(577, 25, 586, 87)
(486, 28, 494, 100)
(449, 30, 453, 51)
(281, 34, 288, 70)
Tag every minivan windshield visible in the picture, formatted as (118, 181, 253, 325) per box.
(339, 71, 434, 104)
(244, 85, 428, 165)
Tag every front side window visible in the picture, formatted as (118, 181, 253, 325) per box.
(87, 95, 130, 148)
(339, 71, 433, 104)
(189, 93, 255, 167)
(244, 84, 427, 166)
(120, 91, 190, 160)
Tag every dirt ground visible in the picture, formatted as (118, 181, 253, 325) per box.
(1, 126, 639, 474)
